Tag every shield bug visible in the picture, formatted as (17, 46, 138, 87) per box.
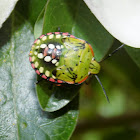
(29, 32, 124, 102)
(29, 32, 100, 84)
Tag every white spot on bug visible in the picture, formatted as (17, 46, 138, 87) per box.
(36, 40, 41, 44)
(32, 56, 35, 62)
(56, 34, 61, 39)
(40, 44, 47, 48)
(42, 36, 47, 41)
(48, 44, 55, 49)
(49, 34, 54, 39)
(35, 46, 39, 49)
(55, 62, 59, 66)
(45, 70, 50, 77)
(38, 53, 44, 59)
(39, 67, 44, 73)
(61, 45, 64, 49)
(62, 35, 67, 38)
(52, 75, 56, 79)
(52, 59, 57, 64)
(92, 57, 95, 60)
(35, 62, 39, 68)
(34, 51, 38, 55)
(88, 72, 90, 75)
(44, 56, 51, 62)
(56, 45, 61, 50)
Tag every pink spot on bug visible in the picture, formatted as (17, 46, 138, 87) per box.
(29, 57, 32, 62)
(42, 75, 47, 79)
(43, 47, 49, 56)
(47, 33, 52, 35)
(49, 78, 55, 82)
(40, 35, 45, 38)
(57, 80, 63, 83)
(62, 33, 69, 36)
(70, 35, 75, 38)
(55, 32, 60, 34)
(34, 39, 38, 43)
(31, 63, 35, 69)
(52, 48, 57, 59)
(36, 70, 40, 75)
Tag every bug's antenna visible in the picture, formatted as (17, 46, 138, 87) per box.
(100, 44, 125, 62)
(95, 74, 110, 103)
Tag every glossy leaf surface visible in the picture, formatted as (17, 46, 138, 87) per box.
(36, 77, 80, 112)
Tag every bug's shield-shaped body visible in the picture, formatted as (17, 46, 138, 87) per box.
(29, 32, 100, 84)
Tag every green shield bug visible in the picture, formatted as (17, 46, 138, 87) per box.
(29, 31, 124, 102)
(29, 32, 100, 84)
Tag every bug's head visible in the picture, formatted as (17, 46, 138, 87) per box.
(89, 58, 100, 75)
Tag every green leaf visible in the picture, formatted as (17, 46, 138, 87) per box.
(36, 77, 81, 112)
(0, 11, 79, 140)
(18, 95, 79, 140)
(34, 7, 46, 38)
(125, 47, 140, 69)
(16, 0, 47, 26)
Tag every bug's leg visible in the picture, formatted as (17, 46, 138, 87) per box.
(100, 44, 125, 62)
(36, 78, 44, 84)
(95, 74, 110, 103)
(85, 80, 90, 85)
(85, 75, 93, 85)
(85, 81, 88, 85)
